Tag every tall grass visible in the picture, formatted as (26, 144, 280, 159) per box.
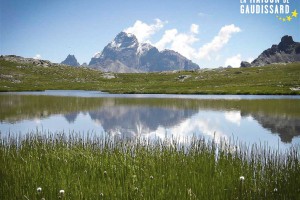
(1, 132, 299, 199)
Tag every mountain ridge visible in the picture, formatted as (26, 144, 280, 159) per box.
(88, 32, 200, 73)
(241, 35, 300, 67)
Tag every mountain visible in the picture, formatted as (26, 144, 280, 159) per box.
(81, 62, 88, 67)
(241, 35, 300, 67)
(88, 32, 200, 73)
(61, 54, 80, 67)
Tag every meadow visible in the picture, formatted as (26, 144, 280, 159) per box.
(1, 59, 300, 199)
(1, 132, 299, 199)
(0, 59, 300, 95)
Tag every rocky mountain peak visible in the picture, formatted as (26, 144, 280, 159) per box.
(280, 35, 295, 46)
(137, 43, 154, 56)
(278, 35, 296, 52)
(88, 32, 200, 73)
(61, 54, 80, 67)
(240, 35, 300, 67)
(109, 32, 138, 50)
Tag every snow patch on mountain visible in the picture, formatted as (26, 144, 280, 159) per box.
(137, 43, 153, 56)
(93, 52, 102, 58)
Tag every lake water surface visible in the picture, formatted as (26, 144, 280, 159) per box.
(1, 90, 300, 149)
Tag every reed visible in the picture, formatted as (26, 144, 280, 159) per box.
(0, 132, 299, 199)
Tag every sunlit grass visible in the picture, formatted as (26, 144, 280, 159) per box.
(1, 59, 299, 95)
(0, 132, 299, 199)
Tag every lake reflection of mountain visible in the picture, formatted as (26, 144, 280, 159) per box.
(61, 106, 300, 143)
(250, 114, 300, 143)
(1, 93, 300, 144)
(64, 113, 79, 123)
(88, 106, 197, 138)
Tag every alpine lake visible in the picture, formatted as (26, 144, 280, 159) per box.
(1, 90, 299, 150)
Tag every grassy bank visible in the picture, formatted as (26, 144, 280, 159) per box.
(1, 133, 299, 199)
(0, 60, 300, 94)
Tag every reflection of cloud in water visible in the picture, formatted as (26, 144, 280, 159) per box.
(93, 119, 101, 126)
(224, 111, 241, 126)
(60, 104, 299, 146)
(246, 116, 254, 121)
(147, 112, 227, 143)
(88, 106, 197, 139)
(34, 118, 41, 124)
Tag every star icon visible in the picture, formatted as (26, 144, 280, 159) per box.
(292, 9, 298, 18)
(287, 16, 292, 21)
(282, 18, 286, 22)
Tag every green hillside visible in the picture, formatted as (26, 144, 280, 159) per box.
(0, 59, 299, 94)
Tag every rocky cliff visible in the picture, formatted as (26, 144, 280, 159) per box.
(241, 35, 300, 67)
(89, 32, 200, 73)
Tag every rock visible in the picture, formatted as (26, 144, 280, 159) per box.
(88, 31, 200, 73)
(240, 61, 252, 68)
(177, 75, 192, 82)
(102, 73, 116, 79)
(61, 54, 80, 66)
(290, 87, 300, 91)
(0, 55, 54, 67)
(251, 35, 300, 67)
(278, 35, 295, 52)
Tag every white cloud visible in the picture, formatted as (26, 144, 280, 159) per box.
(198, 12, 210, 17)
(155, 24, 240, 61)
(34, 54, 42, 60)
(155, 25, 199, 59)
(169, 33, 199, 59)
(124, 19, 166, 42)
(155, 29, 178, 51)
(197, 24, 241, 60)
(125, 20, 241, 66)
(225, 111, 241, 126)
(225, 54, 242, 68)
(190, 24, 199, 34)
(247, 57, 254, 63)
(225, 55, 255, 68)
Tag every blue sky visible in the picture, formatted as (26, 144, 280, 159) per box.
(1, 0, 299, 68)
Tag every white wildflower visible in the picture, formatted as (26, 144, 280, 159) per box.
(239, 176, 245, 181)
(37, 187, 42, 193)
(59, 189, 65, 195)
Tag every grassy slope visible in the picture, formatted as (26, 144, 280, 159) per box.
(1, 134, 299, 199)
(0, 60, 299, 94)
